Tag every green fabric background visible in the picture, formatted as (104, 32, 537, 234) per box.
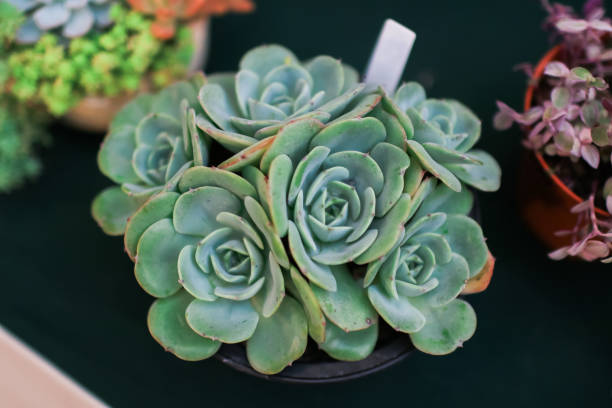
(1, 0, 611, 406)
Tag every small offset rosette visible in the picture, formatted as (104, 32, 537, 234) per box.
(365, 181, 490, 354)
(93, 79, 208, 236)
(126, 166, 308, 375)
(383, 81, 500, 193)
(195, 44, 365, 153)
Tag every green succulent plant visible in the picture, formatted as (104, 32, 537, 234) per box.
(127, 166, 307, 374)
(92, 78, 207, 238)
(385, 82, 501, 193)
(365, 181, 487, 354)
(6, 0, 116, 44)
(195, 44, 366, 153)
(216, 110, 495, 359)
(95, 44, 502, 374)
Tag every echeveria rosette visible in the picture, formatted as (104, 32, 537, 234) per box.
(92, 79, 208, 238)
(130, 166, 308, 374)
(365, 180, 489, 355)
(228, 116, 429, 360)
(195, 44, 365, 153)
(388, 82, 501, 193)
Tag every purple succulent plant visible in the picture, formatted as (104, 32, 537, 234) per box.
(495, 0, 612, 262)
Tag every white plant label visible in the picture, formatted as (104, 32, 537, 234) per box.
(364, 19, 416, 95)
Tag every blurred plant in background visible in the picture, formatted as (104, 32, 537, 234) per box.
(1, 1, 48, 193)
(127, 0, 253, 39)
(0, 97, 49, 193)
(3, 3, 193, 115)
(494, 0, 612, 261)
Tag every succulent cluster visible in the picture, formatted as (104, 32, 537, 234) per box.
(3, 4, 193, 115)
(95, 45, 500, 374)
(127, 0, 253, 39)
(495, 0, 612, 262)
(6, 0, 116, 44)
(92, 76, 207, 237)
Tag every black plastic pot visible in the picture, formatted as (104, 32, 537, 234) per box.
(215, 194, 481, 383)
(215, 322, 413, 384)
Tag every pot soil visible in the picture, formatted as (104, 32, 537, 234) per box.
(519, 45, 611, 250)
(62, 18, 210, 134)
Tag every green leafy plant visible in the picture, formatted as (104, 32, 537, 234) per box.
(95, 44, 501, 374)
(0, 98, 48, 193)
(0, 2, 48, 193)
(4, 4, 193, 115)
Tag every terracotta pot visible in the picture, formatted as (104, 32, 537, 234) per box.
(519, 45, 610, 250)
(62, 18, 210, 134)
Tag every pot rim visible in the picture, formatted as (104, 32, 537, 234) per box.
(214, 336, 413, 384)
(524, 44, 610, 217)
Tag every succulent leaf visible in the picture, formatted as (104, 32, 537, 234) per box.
(91, 186, 148, 236)
(409, 297, 477, 355)
(173, 186, 241, 236)
(440, 214, 488, 278)
(178, 166, 257, 199)
(147, 290, 221, 361)
(412, 183, 473, 219)
(419, 253, 469, 307)
(186, 297, 259, 343)
(444, 149, 501, 192)
(367, 284, 426, 333)
(256, 252, 285, 318)
(246, 296, 308, 375)
(287, 267, 326, 343)
(260, 118, 325, 173)
(310, 265, 377, 332)
(124, 191, 179, 259)
(319, 318, 378, 362)
(135, 218, 200, 297)
(98, 125, 140, 185)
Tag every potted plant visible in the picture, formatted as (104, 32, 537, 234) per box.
(93, 44, 501, 380)
(1, 0, 253, 133)
(495, 0, 612, 262)
(0, 1, 48, 193)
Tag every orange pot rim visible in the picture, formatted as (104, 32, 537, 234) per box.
(523, 44, 610, 217)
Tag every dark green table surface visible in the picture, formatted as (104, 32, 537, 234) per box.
(2, 0, 611, 406)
